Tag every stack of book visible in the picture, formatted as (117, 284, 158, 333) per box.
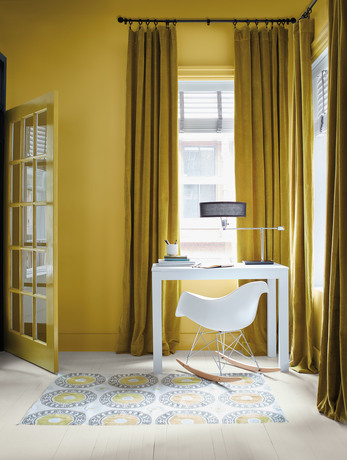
(157, 255, 196, 267)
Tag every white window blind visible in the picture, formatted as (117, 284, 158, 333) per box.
(178, 81, 234, 133)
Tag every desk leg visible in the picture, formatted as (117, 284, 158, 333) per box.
(152, 276, 162, 374)
(267, 279, 276, 358)
(278, 271, 289, 372)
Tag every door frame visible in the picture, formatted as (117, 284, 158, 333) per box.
(0, 51, 7, 351)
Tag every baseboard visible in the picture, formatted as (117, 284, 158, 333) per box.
(176, 333, 266, 355)
(59, 333, 117, 351)
(59, 332, 267, 356)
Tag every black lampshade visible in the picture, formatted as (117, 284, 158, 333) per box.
(199, 201, 246, 218)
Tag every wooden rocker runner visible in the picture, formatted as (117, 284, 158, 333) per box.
(176, 359, 243, 383)
(216, 352, 280, 373)
(176, 355, 279, 383)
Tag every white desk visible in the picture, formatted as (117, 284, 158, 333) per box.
(152, 262, 289, 373)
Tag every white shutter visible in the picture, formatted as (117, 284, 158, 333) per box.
(36, 125, 47, 155)
(312, 49, 328, 136)
(178, 81, 234, 133)
(314, 69, 328, 135)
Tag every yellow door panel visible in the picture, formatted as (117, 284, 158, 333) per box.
(4, 92, 58, 373)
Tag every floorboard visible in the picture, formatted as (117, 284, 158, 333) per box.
(0, 351, 346, 460)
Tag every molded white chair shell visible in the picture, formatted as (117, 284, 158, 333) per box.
(175, 281, 269, 374)
(176, 281, 269, 332)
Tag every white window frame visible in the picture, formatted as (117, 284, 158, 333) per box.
(312, 48, 328, 288)
(178, 80, 236, 263)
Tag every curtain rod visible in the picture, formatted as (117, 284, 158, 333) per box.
(118, 0, 319, 28)
(117, 17, 296, 27)
(299, 0, 318, 20)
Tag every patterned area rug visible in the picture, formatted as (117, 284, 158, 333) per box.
(20, 372, 287, 425)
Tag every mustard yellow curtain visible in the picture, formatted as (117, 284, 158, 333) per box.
(234, 26, 290, 355)
(289, 19, 317, 373)
(317, 0, 347, 422)
(116, 26, 180, 356)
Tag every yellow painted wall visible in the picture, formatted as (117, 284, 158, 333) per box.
(0, 0, 328, 351)
(311, 0, 328, 39)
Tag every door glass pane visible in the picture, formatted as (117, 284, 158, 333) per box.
(36, 111, 47, 155)
(12, 120, 21, 161)
(11, 207, 20, 246)
(24, 115, 34, 158)
(11, 250, 20, 289)
(36, 251, 46, 296)
(11, 164, 20, 203)
(36, 205, 46, 246)
(22, 251, 33, 292)
(23, 161, 33, 202)
(36, 298, 47, 343)
(23, 206, 33, 245)
(11, 292, 20, 332)
(22, 295, 33, 337)
(36, 160, 47, 201)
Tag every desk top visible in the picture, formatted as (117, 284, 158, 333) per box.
(152, 262, 288, 280)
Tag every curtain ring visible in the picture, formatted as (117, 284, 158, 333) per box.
(173, 19, 177, 26)
(146, 19, 150, 29)
(305, 7, 312, 19)
(247, 19, 250, 27)
(138, 19, 142, 29)
(154, 19, 158, 29)
(129, 19, 133, 30)
(255, 19, 259, 28)
(206, 19, 210, 26)
(265, 19, 269, 29)
(233, 19, 237, 29)
(166, 20, 170, 29)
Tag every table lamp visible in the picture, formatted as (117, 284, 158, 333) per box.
(199, 201, 284, 265)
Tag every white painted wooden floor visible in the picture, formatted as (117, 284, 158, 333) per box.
(0, 351, 346, 459)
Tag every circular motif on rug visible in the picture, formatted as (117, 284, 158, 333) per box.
(156, 410, 218, 425)
(219, 390, 275, 409)
(55, 373, 106, 388)
(222, 373, 265, 389)
(161, 374, 211, 389)
(88, 410, 152, 425)
(40, 389, 97, 408)
(222, 410, 286, 424)
(100, 390, 155, 408)
(159, 390, 214, 409)
(21, 409, 86, 425)
(108, 374, 158, 388)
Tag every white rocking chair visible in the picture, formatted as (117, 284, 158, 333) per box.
(175, 281, 280, 382)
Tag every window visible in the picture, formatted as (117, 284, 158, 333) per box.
(178, 81, 236, 264)
(312, 48, 328, 287)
